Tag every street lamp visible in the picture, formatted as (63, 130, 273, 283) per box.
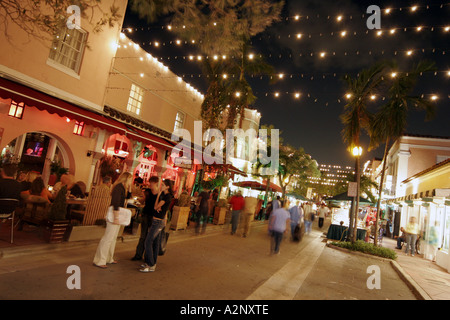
(352, 146, 362, 157)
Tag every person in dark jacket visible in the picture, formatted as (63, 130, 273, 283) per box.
(93, 172, 132, 269)
(140, 179, 174, 273)
(131, 176, 159, 261)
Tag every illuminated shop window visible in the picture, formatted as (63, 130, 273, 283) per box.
(73, 121, 85, 136)
(8, 101, 24, 119)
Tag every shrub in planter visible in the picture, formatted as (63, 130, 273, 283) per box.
(330, 240, 397, 260)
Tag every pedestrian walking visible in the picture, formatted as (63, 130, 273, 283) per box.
(229, 190, 245, 235)
(93, 172, 133, 269)
(303, 202, 314, 234)
(317, 204, 329, 229)
(131, 176, 159, 261)
(405, 216, 420, 256)
(268, 201, 290, 254)
(195, 187, 211, 235)
(140, 179, 174, 272)
(242, 196, 258, 238)
(288, 201, 302, 241)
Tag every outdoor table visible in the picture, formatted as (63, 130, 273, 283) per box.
(66, 198, 87, 221)
(326, 224, 366, 241)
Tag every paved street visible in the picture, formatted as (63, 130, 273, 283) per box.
(0, 218, 417, 301)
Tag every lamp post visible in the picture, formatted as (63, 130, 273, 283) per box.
(351, 146, 362, 243)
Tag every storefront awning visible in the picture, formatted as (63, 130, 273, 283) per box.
(0, 77, 175, 151)
(0, 77, 128, 134)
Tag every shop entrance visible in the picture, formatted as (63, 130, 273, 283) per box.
(1, 131, 72, 184)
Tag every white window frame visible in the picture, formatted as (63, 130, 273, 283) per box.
(174, 111, 185, 131)
(48, 26, 87, 75)
(127, 84, 144, 115)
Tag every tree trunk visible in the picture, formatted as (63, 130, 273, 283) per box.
(374, 138, 390, 247)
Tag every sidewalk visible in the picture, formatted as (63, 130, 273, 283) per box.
(381, 236, 450, 300)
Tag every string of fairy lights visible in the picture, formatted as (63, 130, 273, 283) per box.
(121, 2, 450, 32)
(114, 2, 450, 105)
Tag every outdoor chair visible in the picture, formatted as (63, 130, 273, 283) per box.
(70, 184, 111, 226)
(18, 196, 50, 230)
(0, 198, 20, 243)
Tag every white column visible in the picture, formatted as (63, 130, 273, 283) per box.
(42, 138, 57, 185)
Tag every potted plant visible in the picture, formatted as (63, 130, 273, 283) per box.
(42, 185, 70, 243)
(49, 160, 69, 185)
(170, 191, 191, 231)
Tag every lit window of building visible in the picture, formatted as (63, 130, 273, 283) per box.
(48, 27, 87, 73)
(173, 111, 185, 131)
(73, 121, 85, 136)
(127, 84, 144, 115)
(8, 100, 24, 119)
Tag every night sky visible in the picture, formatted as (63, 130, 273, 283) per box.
(122, 0, 450, 167)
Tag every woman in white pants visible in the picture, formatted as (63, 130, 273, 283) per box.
(93, 172, 132, 269)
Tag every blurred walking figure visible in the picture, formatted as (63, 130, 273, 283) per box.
(405, 216, 419, 256)
(317, 204, 330, 228)
(289, 201, 302, 241)
(229, 190, 244, 235)
(268, 201, 290, 254)
(242, 196, 258, 238)
(195, 187, 211, 235)
(93, 172, 133, 269)
(303, 202, 314, 234)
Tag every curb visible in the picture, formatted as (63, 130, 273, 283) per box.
(390, 260, 433, 300)
(326, 243, 432, 300)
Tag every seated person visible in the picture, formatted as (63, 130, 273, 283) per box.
(54, 174, 85, 198)
(0, 163, 22, 215)
(21, 176, 54, 203)
(396, 227, 406, 249)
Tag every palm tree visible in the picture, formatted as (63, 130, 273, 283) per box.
(130, 0, 284, 131)
(222, 42, 277, 129)
(369, 60, 437, 246)
(340, 61, 388, 242)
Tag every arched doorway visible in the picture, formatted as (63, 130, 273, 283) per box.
(0, 131, 74, 185)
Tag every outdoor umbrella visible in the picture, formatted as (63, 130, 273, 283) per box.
(325, 192, 373, 204)
(232, 180, 282, 193)
(286, 193, 311, 201)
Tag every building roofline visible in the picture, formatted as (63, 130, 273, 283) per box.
(401, 157, 450, 184)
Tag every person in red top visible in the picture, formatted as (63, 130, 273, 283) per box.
(229, 190, 245, 235)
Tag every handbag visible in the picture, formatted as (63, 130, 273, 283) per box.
(106, 206, 132, 226)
